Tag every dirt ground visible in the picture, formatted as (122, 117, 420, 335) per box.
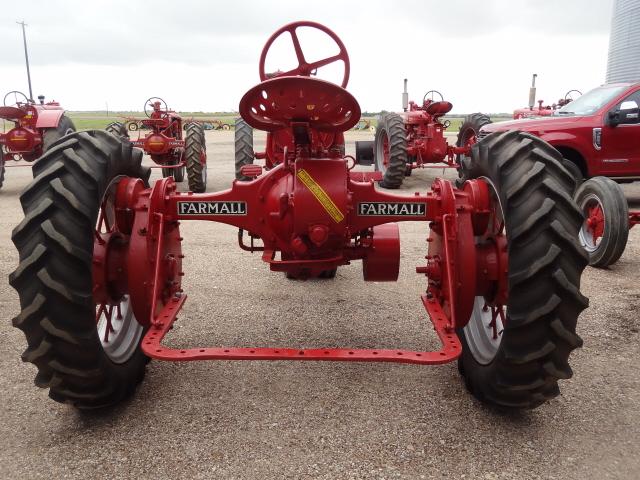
(0, 130, 639, 479)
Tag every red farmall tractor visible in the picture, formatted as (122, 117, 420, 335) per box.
(10, 22, 588, 411)
(0, 91, 75, 190)
(234, 22, 348, 182)
(106, 97, 208, 192)
(359, 79, 471, 189)
(513, 74, 582, 119)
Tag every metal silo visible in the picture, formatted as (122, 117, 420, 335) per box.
(606, 0, 640, 83)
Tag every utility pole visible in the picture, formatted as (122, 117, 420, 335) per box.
(17, 20, 34, 102)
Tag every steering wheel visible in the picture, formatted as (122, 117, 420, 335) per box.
(259, 21, 350, 88)
(239, 77, 360, 133)
(144, 97, 168, 118)
(3, 91, 30, 107)
(423, 90, 444, 104)
(564, 90, 582, 102)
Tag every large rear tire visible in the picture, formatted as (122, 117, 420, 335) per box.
(9, 130, 152, 409)
(235, 118, 254, 181)
(42, 114, 76, 152)
(458, 130, 588, 409)
(185, 122, 207, 192)
(106, 121, 129, 138)
(374, 113, 407, 189)
(574, 176, 629, 268)
(456, 112, 491, 186)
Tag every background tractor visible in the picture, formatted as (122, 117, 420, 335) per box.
(356, 80, 471, 189)
(10, 22, 588, 413)
(0, 90, 75, 190)
(512, 74, 582, 119)
(106, 97, 207, 192)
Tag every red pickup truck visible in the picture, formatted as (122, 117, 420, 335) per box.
(478, 82, 640, 181)
(457, 82, 640, 268)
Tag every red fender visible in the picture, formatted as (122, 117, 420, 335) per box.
(34, 107, 65, 129)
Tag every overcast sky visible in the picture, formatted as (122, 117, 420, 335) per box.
(1, 0, 614, 114)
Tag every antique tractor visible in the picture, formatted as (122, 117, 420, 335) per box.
(356, 80, 471, 189)
(234, 22, 348, 181)
(106, 97, 207, 192)
(0, 91, 75, 190)
(573, 177, 640, 267)
(10, 22, 588, 411)
(513, 74, 582, 119)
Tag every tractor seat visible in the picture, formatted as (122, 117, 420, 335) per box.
(239, 76, 361, 133)
(424, 101, 453, 117)
(0, 106, 28, 122)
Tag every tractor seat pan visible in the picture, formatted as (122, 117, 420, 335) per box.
(425, 101, 453, 116)
(0, 106, 28, 121)
(239, 76, 361, 133)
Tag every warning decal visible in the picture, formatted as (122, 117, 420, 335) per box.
(296, 169, 345, 223)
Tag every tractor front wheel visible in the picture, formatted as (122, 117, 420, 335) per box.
(574, 176, 629, 268)
(42, 114, 76, 152)
(185, 122, 207, 192)
(374, 113, 408, 189)
(9, 131, 151, 409)
(458, 130, 588, 408)
(235, 118, 254, 180)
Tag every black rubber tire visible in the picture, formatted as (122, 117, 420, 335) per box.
(458, 130, 589, 409)
(574, 176, 629, 268)
(456, 113, 491, 186)
(374, 113, 407, 189)
(9, 130, 152, 409)
(0, 149, 5, 190)
(561, 158, 584, 191)
(355, 140, 374, 165)
(185, 122, 207, 192)
(235, 118, 254, 181)
(105, 121, 129, 138)
(42, 114, 76, 152)
(162, 157, 185, 182)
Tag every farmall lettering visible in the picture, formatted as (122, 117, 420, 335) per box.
(358, 202, 426, 216)
(178, 201, 247, 216)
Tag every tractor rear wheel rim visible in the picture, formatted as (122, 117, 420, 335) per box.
(464, 178, 507, 365)
(579, 194, 605, 252)
(94, 177, 143, 364)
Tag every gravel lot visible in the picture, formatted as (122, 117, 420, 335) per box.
(0, 130, 639, 479)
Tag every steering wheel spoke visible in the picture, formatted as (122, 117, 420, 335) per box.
(259, 21, 350, 87)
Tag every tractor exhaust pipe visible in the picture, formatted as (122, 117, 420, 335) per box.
(402, 78, 409, 112)
(528, 73, 537, 110)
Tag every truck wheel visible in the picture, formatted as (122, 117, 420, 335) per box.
(574, 177, 629, 267)
(455, 113, 491, 186)
(106, 121, 129, 138)
(42, 114, 76, 152)
(9, 130, 152, 409)
(374, 113, 407, 189)
(458, 130, 588, 409)
(185, 122, 207, 192)
(235, 118, 254, 180)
